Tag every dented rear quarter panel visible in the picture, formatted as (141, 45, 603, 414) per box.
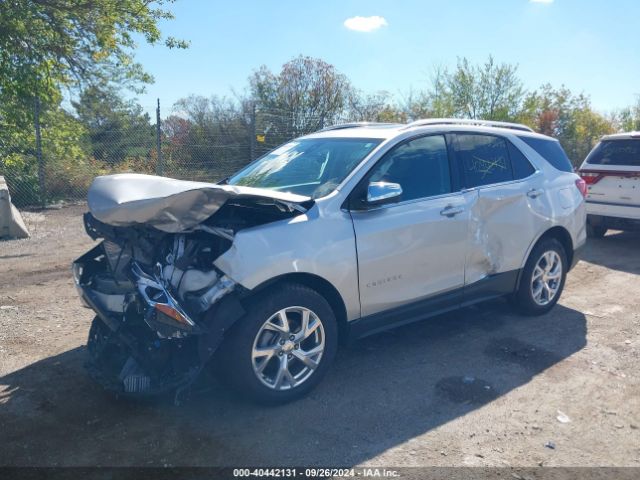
(464, 170, 548, 285)
(464, 170, 585, 286)
(511, 135, 588, 259)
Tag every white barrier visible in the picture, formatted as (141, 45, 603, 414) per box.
(0, 176, 30, 239)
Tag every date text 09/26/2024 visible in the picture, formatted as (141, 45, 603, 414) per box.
(232, 468, 400, 478)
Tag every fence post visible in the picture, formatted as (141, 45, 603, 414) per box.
(156, 98, 164, 176)
(34, 95, 45, 207)
(249, 102, 257, 161)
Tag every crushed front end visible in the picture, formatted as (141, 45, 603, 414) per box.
(73, 216, 241, 399)
(73, 174, 311, 400)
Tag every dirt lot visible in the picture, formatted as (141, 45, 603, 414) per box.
(0, 205, 639, 468)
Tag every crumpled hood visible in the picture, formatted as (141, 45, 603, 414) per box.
(88, 173, 311, 232)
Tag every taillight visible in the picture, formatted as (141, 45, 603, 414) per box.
(579, 171, 603, 185)
(575, 178, 587, 198)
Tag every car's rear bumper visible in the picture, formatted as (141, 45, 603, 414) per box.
(586, 200, 640, 220)
(587, 213, 640, 232)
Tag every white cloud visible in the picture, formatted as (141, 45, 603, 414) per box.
(530, 0, 554, 4)
(344, 16, 388, 33)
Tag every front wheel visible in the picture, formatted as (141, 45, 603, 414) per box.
(511, 238, 567, 316)
(218, 283, 338, 404)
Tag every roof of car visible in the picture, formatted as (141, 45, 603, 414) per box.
(303, 119, 554, 141)
(601, 131, 640, 141)
(303, 124, 404, 140)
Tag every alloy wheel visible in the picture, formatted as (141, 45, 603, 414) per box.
(251, 306, 325, 391)
(531, 250, 562, 306)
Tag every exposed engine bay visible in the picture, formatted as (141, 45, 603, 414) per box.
(73, 174, 311, 400)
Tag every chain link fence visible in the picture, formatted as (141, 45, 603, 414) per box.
(1, 103, 354, 218)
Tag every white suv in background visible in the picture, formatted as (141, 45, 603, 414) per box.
(579, 132, 640, 237)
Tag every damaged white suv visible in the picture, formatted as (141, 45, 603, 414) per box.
(74, 119, 586, 403)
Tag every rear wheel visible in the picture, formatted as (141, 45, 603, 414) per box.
(218, 283, 338, 404)
(512, 238, 567, 316)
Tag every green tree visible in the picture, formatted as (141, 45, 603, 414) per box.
(403, 67, 455, 119)
(614, 97, 640, 132)
(0, 0, 186, 204)
(348, 90, 407, 123)
(0, 0, 187, 103)
(519, 85, 615, 165)
(407, 57, 525, 121)
(249, 56, 353, 141)
(1, 101, 96, 205)
(170, 95, 251, 179)
(73, 85, 155, 164)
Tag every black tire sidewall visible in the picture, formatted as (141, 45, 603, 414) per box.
(219, 283, 338, 404)
(515, 238, 568, 316)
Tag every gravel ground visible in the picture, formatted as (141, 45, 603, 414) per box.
(0, 205, 639, 468)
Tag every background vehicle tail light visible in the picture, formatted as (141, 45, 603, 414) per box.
(575, 178, 588, 198)
(579, 171, 604, 185)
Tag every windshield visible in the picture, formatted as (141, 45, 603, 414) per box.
(227, 138, 382, 198)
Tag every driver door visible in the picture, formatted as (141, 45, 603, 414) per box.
(349, 134, 470, 318)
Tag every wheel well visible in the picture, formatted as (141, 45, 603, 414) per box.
(536, 226, 574, 267)
(515, 226, 574, 292)
(250, 273, 349, 340)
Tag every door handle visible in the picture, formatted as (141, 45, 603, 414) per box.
(527, 188, 544, 199)
(440, 205, 464, 217)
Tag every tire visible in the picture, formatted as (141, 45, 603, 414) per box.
(217, 282, 338, 404)
(512, 238, 568, 316)
(587, 223, 607, 239)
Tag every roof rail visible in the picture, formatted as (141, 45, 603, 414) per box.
(405, 118, 534, 133)
(318, 122, 400, 132)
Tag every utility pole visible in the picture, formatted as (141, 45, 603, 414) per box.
(156, 98, 163, 176)
(34, 96, 45, 207)
(249, 102, 257, 161)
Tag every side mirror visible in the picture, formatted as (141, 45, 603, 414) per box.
(366, 181, 403, 206)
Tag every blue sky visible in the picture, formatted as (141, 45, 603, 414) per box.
(133, 0, 640, 115)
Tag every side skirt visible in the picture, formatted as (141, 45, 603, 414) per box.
(347, 269, 520, 341)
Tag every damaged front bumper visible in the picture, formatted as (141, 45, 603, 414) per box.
(73, 243, 243, 399)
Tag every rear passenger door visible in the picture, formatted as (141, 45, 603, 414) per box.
(452, 133, 545, 296)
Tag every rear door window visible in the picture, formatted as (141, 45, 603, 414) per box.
(507, 141, 536, 179)
(585, 140, 640, 167)
(518, 136, 574, 172)
(455, 134, 513, 188)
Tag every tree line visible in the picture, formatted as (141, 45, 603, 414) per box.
(168, 55, 640, 174)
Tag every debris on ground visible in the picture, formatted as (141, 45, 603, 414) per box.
(556, 410, 571, 424)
